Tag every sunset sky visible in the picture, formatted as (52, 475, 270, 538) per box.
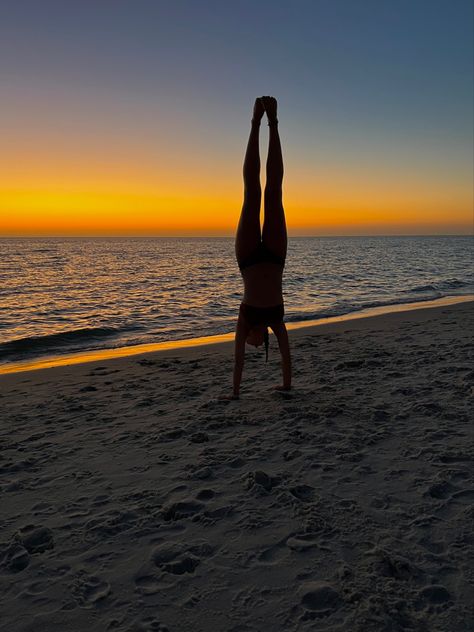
(1, 0, 473, 236)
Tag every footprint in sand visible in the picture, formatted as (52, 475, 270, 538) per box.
(439, 452, 473, 464)
(157, 428, 184, 443)
(451, 489, 474, 504)
(163, 556, 200, 575)
(286, 532, 322, 552)
(415, 585, 452, 611)
(431, 484, 474, 519)
(289, 484, 316, 502)
(24, 579, 53, 595)
(132, 615, 169, 631)
(196, 488, 215, 501)
(426, 481, 456, 500)
(257, 541, 288, 565)
(152, 540, 214, 574)
(283, 449, 302, 462)
(31, 501, 56, 516)
(84, 509, 140, 543)
(134, 574, 176, 595)
(0, 542, 30, 572)
(189, 431, 209, 444)
(162, 500, 204, 521)
(15, 525, 54, 554)
(135, 540, 212, 595)
(244, 470, 275, 492)
(190, 466, 213, 480)
(71, 572, 110, 607)
(299, 581, 342, 620)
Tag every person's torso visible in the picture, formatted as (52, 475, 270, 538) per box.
(241, 263, 284, 307)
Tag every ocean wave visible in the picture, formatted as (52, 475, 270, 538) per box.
(402, 279, 472, 294)
(284, 293, 466, 324)
(0, 326, 126, 360)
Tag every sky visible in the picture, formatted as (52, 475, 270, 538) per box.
(0, 0, 473, 236)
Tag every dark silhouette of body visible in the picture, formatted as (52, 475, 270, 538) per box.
(231, 97, 292, 398)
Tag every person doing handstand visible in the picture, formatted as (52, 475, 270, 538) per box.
(230, 96, 291, 399)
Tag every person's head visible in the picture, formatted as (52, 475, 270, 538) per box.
(246, 325, 270, 361)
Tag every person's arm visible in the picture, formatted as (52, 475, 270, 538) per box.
(271, 322, 292, 390)
(231, 316, 249, 398)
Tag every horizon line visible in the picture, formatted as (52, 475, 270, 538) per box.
(0, 233, 472, 239)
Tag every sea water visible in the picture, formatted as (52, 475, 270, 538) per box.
(1, 236, 472, 364)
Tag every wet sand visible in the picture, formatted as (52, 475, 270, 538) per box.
(1, 300, 473, 631)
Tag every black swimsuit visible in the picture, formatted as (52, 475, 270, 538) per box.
(239, 302, 284, 327)
(238, 243, 285, 326)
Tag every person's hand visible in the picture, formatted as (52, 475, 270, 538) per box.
(252, 97, 265, 122)
(218, 393, 240, 401)
(273, 384, 291, 392)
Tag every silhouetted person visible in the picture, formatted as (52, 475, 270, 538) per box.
(230, 96, 291, 398)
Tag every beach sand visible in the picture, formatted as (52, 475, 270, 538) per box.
(1, 300, 473, 631)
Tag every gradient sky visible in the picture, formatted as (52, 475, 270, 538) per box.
(1, 0, 473, 236)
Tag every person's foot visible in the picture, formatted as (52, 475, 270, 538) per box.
(262, 96, 278, 125)
(252, 97, 265, 124)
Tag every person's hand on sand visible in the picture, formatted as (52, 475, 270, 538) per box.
(273, 383, 291, 392)
(218, 393, 239, 401)
(252, 97, 265, 123)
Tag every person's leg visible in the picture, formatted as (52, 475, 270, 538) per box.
(262, 97, 287, 260)
(235, 99, 265, 264)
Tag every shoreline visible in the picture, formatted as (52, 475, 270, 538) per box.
(0, 294, 472, 376)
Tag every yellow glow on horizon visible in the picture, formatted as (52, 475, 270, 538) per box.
(1, 149, 472, 235)
(1, 183, 471, 236)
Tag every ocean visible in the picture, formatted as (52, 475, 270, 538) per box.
(1, 236, 472, 364)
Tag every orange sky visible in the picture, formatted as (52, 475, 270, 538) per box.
(1, 150, 472, 236)
(1, 113, 472, 237)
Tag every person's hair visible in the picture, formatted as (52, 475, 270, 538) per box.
(264, 327, 269, 362)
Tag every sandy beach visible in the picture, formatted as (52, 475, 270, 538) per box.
(1, 300, 473, 632)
